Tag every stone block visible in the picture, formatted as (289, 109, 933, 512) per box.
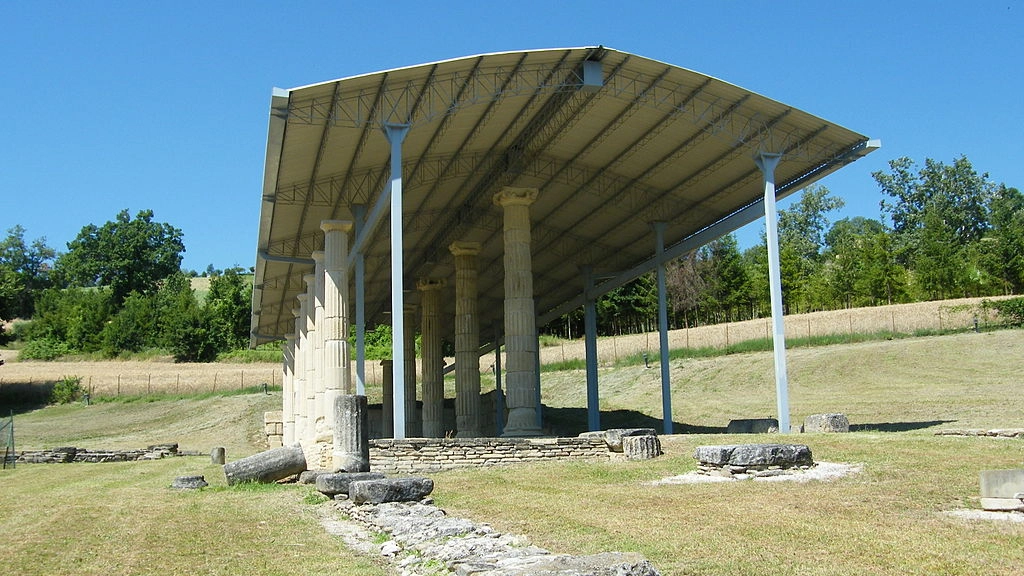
(171, 475, 208, 490)
(349, 476, 434, 505)
(726, 418, 779, 434)
(210, 446, 226, 465)
(223, 444, 307, 485)
(623, 435, 662, 460)
(604, 428, 657, 452)
(316, 471, 386, 497)
(694, 444, 813, 468)
(980, 469, 1024, 498)
(980, 497, 1024, 512)
(802, 413, 850, 433)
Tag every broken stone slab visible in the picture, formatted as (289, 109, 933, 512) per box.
(298, 470, 331, 485)
(622, 435, 662, 460)
(170, 475, 208, 490)
(223, 444, 307, 485)
(980, 469, 1024, 499)
(349, 476, 434, 505)
(980, 497, 1024, 512)
(802, 413, 850, 433)
(694, 444, 813, 468)
(726, 418, 779, 434)
(316, 472, 387, 498)
(486, 551, 660, 575)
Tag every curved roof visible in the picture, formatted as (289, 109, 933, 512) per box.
(251, 46, 877, 346)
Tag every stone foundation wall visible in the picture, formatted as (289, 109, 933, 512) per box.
(264, 410, 284, 448)
(368, 437, 610, 474)
(17, 444, 190, 463)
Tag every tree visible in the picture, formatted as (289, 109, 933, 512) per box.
(0, 225, 55, 320)
(55, 209, 185, 305)
(979, 186, 1024, 294)
(205, 268, 252, 350)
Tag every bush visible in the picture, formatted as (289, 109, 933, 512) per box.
(20, 337, 71, 361)
(51, 375, 84, 404)
(981, 297, 1024, 326)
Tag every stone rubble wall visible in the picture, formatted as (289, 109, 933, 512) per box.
(17, 443, 192, 464)
(368, 437, 610, 474)
(935, 429, 1024, 438)
(264, 410, 284, 448)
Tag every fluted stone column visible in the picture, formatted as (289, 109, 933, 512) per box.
(282, 334, 296, 445)
(494, 186, 542, 437)
(403, 304, 421, 437)
(322, 220, 355, 467)
(449, 241, 482, 437)
(293, 298, 309, 444)
(417, 278, 446, 437)
(381, 359, 394, 438)
(302, 274, 318, 442)
(311, 252, 327, 438)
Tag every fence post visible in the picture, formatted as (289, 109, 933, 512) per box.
(117, 375, 121, 396)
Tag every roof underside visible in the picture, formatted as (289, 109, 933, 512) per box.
(252, 46, 876, 346)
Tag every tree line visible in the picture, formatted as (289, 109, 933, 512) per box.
(1, 155, 1021, 360)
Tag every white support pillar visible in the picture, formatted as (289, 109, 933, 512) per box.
(353, 205, 367, 396)
(493, 333, 503, 437)
(755, 151, 791, 433)
(494, 186, 542, 437)
(653, 222, 673, 435)
(418, 278, 446, 437)
(450, 241, 482, 438)
(294, 297, 309, 445)
(302, 274, 318, 442)
(384, 123, 410, 440)
(282, 334, 296, 445)
(321, 220, 354, 468)
(583, 267, 600, 432)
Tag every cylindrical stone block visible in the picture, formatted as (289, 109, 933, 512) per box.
(223, 445, 307, 485)
(381, 360, 394, 438)
(210, 446, 226, 465)
(418, 279, 446, 438)
(622, 435, 662, 460)
(333, 394, 370, 473)
(450, 241, 482, 438)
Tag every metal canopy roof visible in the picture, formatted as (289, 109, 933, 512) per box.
(251, 46, 877, 347)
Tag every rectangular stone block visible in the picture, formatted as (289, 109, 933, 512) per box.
(980, 497, 1024, 512)
(980, 469, 1024, 498)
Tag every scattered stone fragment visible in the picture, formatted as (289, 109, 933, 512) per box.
(726, 418, 779, 434)
(171, 475, 208, 490)
(210, 446, 226, 465)
(223, 444, 307, 485)
(349, 476, 434, 505)
(602, 428, 657, 452)
(802, 413, 850, 433)
(622, 435, 662, 460)
(315, 471, 386, 497)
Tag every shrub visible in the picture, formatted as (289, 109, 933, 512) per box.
(20, 337, 71, 361)
(51, 375, 84, 404)
(981, 297, 1024, 326)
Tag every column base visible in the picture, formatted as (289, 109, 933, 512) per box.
(455, 429, 482, 439)
(501, 407, 543, 437)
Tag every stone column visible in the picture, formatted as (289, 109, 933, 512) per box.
(404, 304, 421, 437)
(302, 274, 318, 442)
(449, 241, 482, 437)
(381, 359, 394, 438)
(321, 220, 355, 467)
(311, 252, 327, 437)
(417, 278, 446, 437)
(282, 334, 296, 445)
(494, 186, 542, 437)
(293, 297, 308, 445)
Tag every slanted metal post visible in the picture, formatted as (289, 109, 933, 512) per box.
(653, 222, 672, 435)
(583, 266, 600, 432)
(755, 151, 791, 433)
(384, 123, 410, 439)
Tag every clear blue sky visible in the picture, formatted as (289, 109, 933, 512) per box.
(3, 1, 1022, 272)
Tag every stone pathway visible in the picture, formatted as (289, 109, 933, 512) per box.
(319, 499, 659, 576)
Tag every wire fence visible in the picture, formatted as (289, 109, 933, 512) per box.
(2, 411, 14, 469)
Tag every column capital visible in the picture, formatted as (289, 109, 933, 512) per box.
(448, 240, 481, 257)
(284, 333, 297, 342)
(302, 273, 316, 288)
(296, 293, 309, 304)
(321, 220, 354, 234)
(416, 278, 447, 291)
(493, 186, 538, 207)
(380, 359, 393, 367)
(311, 250, 325, 264)
(291, 306, 302, 318)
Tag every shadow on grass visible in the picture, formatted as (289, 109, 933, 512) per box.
(544, 406, 726, 436)
(0, 381, 55, 415)
(850, 420, 956, 432)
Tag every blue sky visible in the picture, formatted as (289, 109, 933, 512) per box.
(3, 2, 1022, 272)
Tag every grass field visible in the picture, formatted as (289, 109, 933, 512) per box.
(2, 329, 1023, 575)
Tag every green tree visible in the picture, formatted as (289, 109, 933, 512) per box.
(205, 268, 252, 350)
(26, 287, 112, 353)
(55, 209, 185, 305)
(0, 225, 55, 320)
(980, 186, 1024, 294)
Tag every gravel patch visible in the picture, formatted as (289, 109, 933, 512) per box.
(651, 461, 863, 485)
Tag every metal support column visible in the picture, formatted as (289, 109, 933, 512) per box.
(755, 151, 791, 433)
(653, 222, 672, 435)
(353, 204, 367, 396)
(583, 267, 600, 432)
(384, 123, 410, 439)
